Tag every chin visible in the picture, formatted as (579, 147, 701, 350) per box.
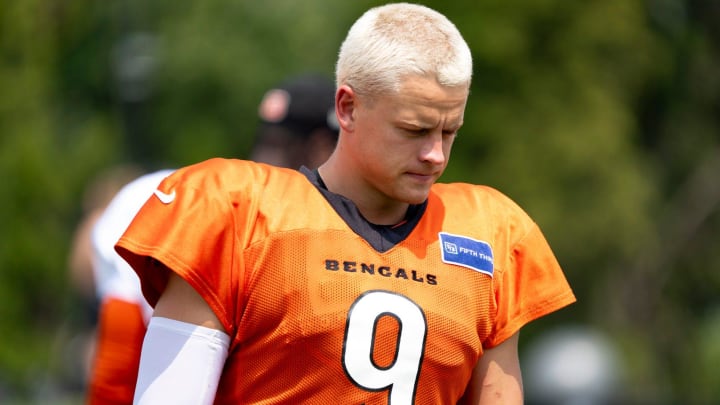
(399, 189, 431, 205)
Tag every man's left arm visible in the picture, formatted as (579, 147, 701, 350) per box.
(459, 332, 524, 404)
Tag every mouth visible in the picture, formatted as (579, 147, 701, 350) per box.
(406, 171, 436, 183)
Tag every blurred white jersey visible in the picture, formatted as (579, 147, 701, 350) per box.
(91, 169, 174, 322)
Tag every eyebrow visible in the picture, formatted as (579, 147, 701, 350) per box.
(399, 120, 463, 132)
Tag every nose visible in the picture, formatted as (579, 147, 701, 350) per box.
(420, 132, 446, 165)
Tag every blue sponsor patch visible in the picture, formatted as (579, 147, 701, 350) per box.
(439, 232, 494, 277)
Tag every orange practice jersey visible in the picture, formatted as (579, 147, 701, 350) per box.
(117, 158, 575, 404)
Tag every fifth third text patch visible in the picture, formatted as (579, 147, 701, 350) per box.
(439, 232, 494, 277)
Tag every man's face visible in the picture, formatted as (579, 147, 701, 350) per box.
(346, 75, 468, 205)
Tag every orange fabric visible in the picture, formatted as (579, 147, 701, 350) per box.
(87, 297, 146, 405)
(116, 158, 575, 404)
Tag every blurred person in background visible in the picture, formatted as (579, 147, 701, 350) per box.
(117, 4, 574, 404)
(65, 164, 144, 390)
(86, 169, 173, 405)
(250, 72, 338, 168)
(84, 72, 338, 405)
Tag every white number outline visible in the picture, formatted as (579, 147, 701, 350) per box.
(342, 290, 428, 404)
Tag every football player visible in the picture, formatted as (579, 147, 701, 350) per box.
(118, 3, 575, 404)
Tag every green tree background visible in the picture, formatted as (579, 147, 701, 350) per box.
(1, 0, 719, 403)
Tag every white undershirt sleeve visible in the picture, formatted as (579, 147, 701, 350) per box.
(134, 316, 230, 405)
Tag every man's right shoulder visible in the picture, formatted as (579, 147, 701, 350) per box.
(172, 158, 299, 191)
(185, 157, 257, 172)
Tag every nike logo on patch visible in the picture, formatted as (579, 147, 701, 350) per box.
(153, 189, 176, 204)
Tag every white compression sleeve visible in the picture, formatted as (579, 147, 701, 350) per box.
(134, 317, 230, 405)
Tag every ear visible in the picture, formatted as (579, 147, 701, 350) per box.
(335, 84, 357, 133)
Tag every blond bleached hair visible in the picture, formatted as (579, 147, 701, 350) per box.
(336, 3, 473, 96)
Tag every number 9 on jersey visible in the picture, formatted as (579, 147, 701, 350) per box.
(342, 290, 428, 404)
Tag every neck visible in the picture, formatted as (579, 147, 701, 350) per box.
(318, 158, 409, 225)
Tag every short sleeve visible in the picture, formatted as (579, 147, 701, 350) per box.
(115, 161, 240, 335)
(91, 171, 174, 312)
(484, 223, 576, 348)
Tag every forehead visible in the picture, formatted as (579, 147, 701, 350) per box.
(381, 75, 468, 124)
(398, 75, 469, 100)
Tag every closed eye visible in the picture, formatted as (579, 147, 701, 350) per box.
(401, 126, 459, 137)
(403, 127, 431, 136)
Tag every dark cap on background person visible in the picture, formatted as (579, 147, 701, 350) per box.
(257, 73, 339, 138)
(251, 73, 339, 169)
